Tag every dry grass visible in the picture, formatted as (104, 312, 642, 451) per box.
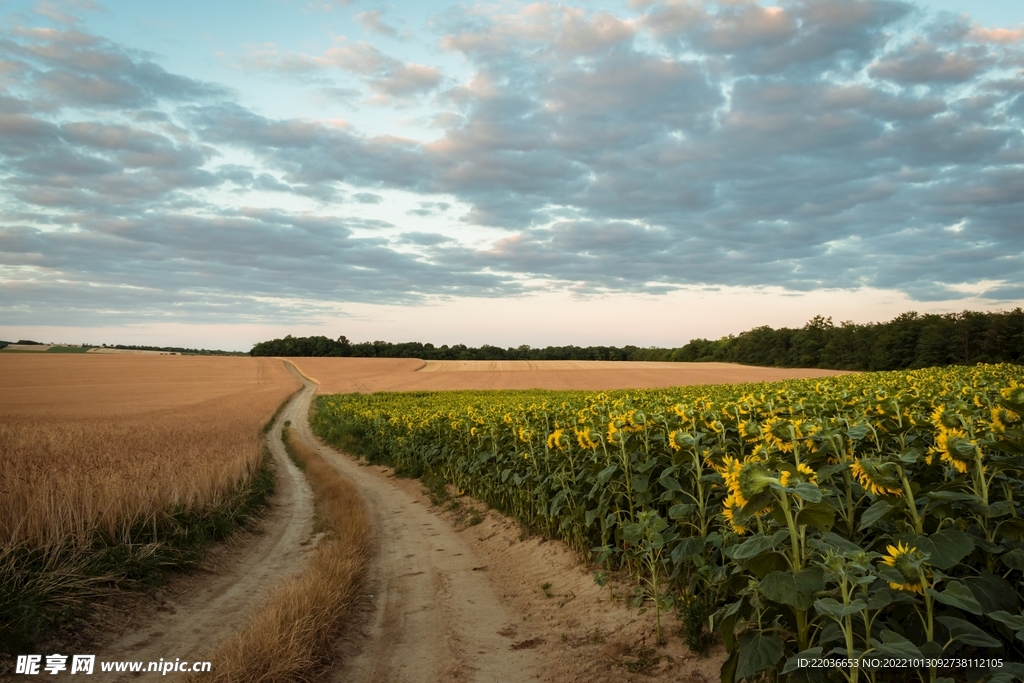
(199, 428, 370, 683)
(0, 356, 300, 650)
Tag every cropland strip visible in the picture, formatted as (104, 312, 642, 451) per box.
(94, 377, 317, 682)
(312, 364, 1024, 683)
(289, 357, 847, 394)
(197, 364, 370, 683)
(0, 356, 300, 653)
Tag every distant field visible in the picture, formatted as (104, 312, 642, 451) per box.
(288, 357, 848, 394)
(0, 355, 295, 417)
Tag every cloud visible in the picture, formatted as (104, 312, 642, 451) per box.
(869, 39, 990, 84)
(2, 1, 1024, 328)
(356, 10, 399, 38)
(239, 40, 441, 102)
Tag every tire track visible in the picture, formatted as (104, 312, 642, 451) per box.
(94, 376, 317, 680)
(284, 366, 544, 683)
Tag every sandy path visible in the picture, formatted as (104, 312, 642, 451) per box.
(92, 379, 316, 679)
(283, 366, 545, 683)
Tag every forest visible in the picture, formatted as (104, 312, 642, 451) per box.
(250, 309, 1024, 371)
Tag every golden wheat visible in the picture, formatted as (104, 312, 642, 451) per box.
(0, 356, 299, 555)
(200, 428, 371, 683)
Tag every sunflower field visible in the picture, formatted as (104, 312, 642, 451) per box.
(311, 364, 1024, 683)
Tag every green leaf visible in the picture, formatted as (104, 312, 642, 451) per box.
(899, 448, 922, 464)
(730, 531, 786, 561)
(720, 647, 738, 683)
(631, 474, 650, 493)
(867, 590, 894, 610)
(622, 523, 642, 544)
(595, 464, 619, 486)
(668, 503, 694, 520)
(760, 568, 825, 610)
(735, 632, 785, 681)
(876, 565, 907, 586)
(659, 476, 683, 491)
(976, 500, 1016, 518)
(744, 551, 790, 579)
(937, 616, 1002, 648)
(964, 572, 1019, 613)
(895, 529, 974, 570)
(870, 630, 923, 658)
(796, 502, 835, 531)
(792, 482, 823, 503)
(987, 662, 1024, 683)
(816, 463, 847, 480)
(846, 424, 870, 441)
(818, 532, 862, 554)
(925, 490, 979, 503)
(1002, 548, 1024, 571)
(782, 647, 824, 674)
(671, 536, 705, 564)
(988, 611, 1024, 642)
(859, 499, 894, 531)
(927, 580, 983, 615)
(814, 597, 866, 619)
(998, 518, 1024, 542)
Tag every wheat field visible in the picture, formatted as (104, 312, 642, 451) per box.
(0, 355, 300, 648)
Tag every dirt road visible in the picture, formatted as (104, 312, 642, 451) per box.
(91, 381, 316, 680)
(284, 365, 546, 683)
(285, 363, 721, 683)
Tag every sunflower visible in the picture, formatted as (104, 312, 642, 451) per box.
(722, 492, 748, 535)
(739, 420, 762, 442)
(780, 462, 818, 488)
(930, 405, 964, 431)
(880, 542, 926, 594)
(547, 429, 567, 451)
(929, 428, 979, 474)
(1001, 383, 1024, 407)
(737, 459, 777, 503)
(575, 426, 600, 450)
(850, 458, 902, 497)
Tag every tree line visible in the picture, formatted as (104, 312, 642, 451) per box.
(249, 308, 1024, 370)
(249, 335, 667, 362)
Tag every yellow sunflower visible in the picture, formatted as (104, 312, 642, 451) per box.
(850, 458, 902, 497)
(880, 542, 926, 594)
(929, 428, 979, 474)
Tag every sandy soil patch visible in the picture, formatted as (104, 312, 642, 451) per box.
(0, 344, 52, 351)
(289, 357, 847, 394)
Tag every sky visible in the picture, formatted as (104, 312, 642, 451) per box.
(1, 0, 1023, 351)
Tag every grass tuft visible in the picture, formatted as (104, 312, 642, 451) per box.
(196, 428, 371, 683)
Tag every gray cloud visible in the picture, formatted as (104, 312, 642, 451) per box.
(2, 1, 1024, 327)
